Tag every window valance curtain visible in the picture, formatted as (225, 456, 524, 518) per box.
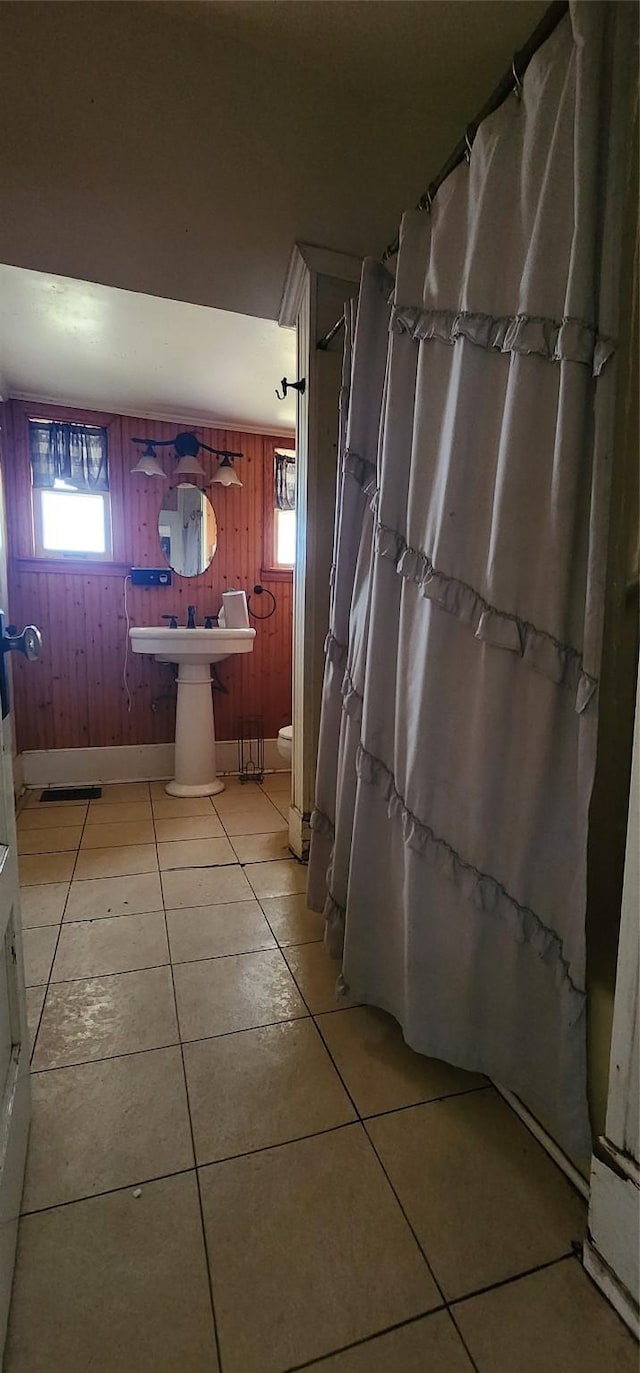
(275, 450, 296, 510)
(307, 0, 636, 1158)
(29, 422, 109, 492)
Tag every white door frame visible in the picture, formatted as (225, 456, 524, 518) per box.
(584, 658, 640, 1337)
(0, 434, 30, 1357)
(279, 243, 361, 858)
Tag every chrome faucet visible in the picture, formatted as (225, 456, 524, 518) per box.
(186, 605, 197, 629)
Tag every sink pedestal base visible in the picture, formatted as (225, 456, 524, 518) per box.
(165, 663, 226, 797)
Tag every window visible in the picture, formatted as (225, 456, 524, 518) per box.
(29, 421, 112, 559)
(275, 508, 296, 566)
(263, 446, 296, 576)
(273, 448, 296, 569)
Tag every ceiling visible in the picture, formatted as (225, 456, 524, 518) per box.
(174, 1, 548, 106)
(0, 0, 549, 320)
(0, 265, 297, 434)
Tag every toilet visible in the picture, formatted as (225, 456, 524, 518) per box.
(277, 724, 292, 764)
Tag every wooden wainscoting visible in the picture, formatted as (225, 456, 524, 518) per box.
(4, 402, 294, 751)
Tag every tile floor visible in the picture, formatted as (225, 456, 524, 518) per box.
(7, 774, 638, 1371)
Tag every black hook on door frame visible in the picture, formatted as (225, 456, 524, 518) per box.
(275, 377, 306, 401)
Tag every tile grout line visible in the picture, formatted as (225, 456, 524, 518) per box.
(27, 791, 93, 1061)
(19, 1122, 368, 1219)
(28, 910, 321, 948)
(444, 1256, 587, 1373)
(300, 1032, 585, 1373)
(21, 792, 87, 1056)
(153, 791, 225, 1373)
(360, 1082, 492, 1124)
(24, 860, 304, 901)
(361, 1116, 460, 1311)
(26, 791, 272, 1056)
(42, 939, 296, 982)
(16, 1143, 584, 1334)
(35, 955, 172, 987)
(441, 1308, 482, 1373)
(28, 1013, 313, 1075)
(28, 1034, 493, 1123)
(447, 1248, 580, 1308)
(27, 784, 154, 1053)
(281, 1308, 451, 1373)
(255, 897, 317, 974)
(346, 1103, 583, 1371)
(256, 921, 452, 1337)
(19, 1162, 197, 1220)
(304, 1001, 449, 1312)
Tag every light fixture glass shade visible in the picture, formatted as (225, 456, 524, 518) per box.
(209, 457, 242, 487)
(130, 454, 166, 478)
(173, 454, 206, 479)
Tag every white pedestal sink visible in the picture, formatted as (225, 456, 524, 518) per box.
(129, 626, 256, 796)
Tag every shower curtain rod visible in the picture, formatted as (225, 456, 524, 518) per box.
(317, 0, 569, 351)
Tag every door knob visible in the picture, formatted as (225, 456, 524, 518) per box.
(2, 625, 42, 662)
(0, 612, 43, 719)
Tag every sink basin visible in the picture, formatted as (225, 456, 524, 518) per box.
(129, 625, 255, 665)
(130, 625, 256, 796)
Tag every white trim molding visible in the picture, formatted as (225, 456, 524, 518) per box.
(8, 391, 296, 441)
(18, 740, 287, 788)
(584, 663, 640, 1338)
(496, 1085, 590, 1200)
(279, 243, 362, 852)
(279, 243, 362, 329)
(11, 752, 24, 801)
(584, 1152, 639, 1338)
(288, 804, 311, 862)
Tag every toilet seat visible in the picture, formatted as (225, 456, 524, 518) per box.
(277, 724, 292, 762)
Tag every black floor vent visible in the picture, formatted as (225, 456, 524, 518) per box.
(39, 786, 103, 802)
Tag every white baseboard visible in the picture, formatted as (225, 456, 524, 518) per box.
(287, 805, 311, 861)
(21, 744, 175, 787)
(583, 1237, 639, 1340)
(583, 1148, 640, 1338)
(12, 752, 24, 800)
(496, 1085, 590, 1200)
(19, 740, 286, 787)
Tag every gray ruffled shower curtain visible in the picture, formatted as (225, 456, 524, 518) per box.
(307, 0, 636, 1156)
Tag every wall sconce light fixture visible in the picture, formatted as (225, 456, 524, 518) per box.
(173, 434, 207, 479)
(209, 454, 242, 487)
(130, 443, 167, 478)
(131, 431, 243, 486)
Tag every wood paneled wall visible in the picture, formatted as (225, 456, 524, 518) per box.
(4, 401, 294, 752)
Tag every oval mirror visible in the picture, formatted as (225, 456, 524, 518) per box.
(158, 485, 218, 578)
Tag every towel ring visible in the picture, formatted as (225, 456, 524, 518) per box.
(247, 585, 277, 621)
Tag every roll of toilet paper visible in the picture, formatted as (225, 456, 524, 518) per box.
(222, 589, 250, 629)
